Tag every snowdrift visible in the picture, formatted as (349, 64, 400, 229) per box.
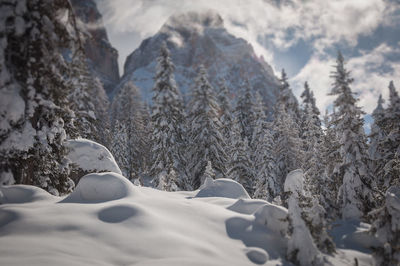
(0, 173, 373, 266)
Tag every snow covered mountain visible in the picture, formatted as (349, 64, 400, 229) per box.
(71, 0, 120, 94)
(117, 10, 279, 108)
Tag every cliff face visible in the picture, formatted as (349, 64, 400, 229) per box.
(71, 0, 120, 94)
(118, 10, 279, 109)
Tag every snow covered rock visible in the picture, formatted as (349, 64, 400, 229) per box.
(66, 139, 122, 183)
(63, 172, 134, 203)
(196, 178, 250, 199)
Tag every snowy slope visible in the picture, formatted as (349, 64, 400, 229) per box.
(0, 173, 373, 266)
(117, 10, 279, 109)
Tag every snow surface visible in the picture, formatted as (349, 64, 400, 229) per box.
(0, 173, 373, 266)
(66, 138, 122, 175)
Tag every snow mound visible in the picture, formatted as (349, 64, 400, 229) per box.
(284, 169, 304, 194)
(66, 139, 122, 177)
(227, 198, 269, 214)
(254, 203, 289, 235)
(0, 185, 55, 204)
(196, 178, 250, 199)
(227, 198, 289, 234)
(63, 172, 134, 203)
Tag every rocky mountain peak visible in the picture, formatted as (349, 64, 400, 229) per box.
(118, 10, 279, 110)
(71, 0, 120, 94)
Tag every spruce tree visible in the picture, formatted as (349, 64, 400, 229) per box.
(277, 69, 300, 121)
(227, 118, 255, 195)
(300, 82, 320, 119)
(319, 110, 342, 218)
(216, 78, 234, 142)
(235, 79, 257, 143)
(110, 120, 129, 177)
(149, 42, 188, 190)
(67, 49, 97, 140)
(252, 120, 276, 200)
(251, 92, 277, 200)
(370, 185, 400, 266)
(301, 91, 324, 201)
(0, 0, 79, 195)
(329, 51, 375, 220)
(272, 104, 302, 195)
(111, 82, 148, 181)
(369, 94, 386, 190)
(378, 82, 400, 190)
(187, 66, 228, 189)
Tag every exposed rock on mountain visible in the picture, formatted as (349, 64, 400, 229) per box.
(118, 10, 279, 109)
(71, 0, 120, 94)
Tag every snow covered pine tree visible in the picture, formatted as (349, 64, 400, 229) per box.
(329, 51, 376, 220)
(0, 0, 80, 194)
(187, 65, 228, 189)
(111, 82, 148, 182)
(149, 42, 187, 190)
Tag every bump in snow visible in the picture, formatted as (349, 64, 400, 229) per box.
(196, 178, 250, 199)
(63, 172, 134, 203)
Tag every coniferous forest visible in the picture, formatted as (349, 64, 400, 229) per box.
(0, 1, 399, 266)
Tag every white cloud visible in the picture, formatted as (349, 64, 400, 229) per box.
(97, 0, 396, 70)
(292, 44, 400, 114)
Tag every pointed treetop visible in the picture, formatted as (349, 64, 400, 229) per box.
(372, 94, 385, 124)
(301, 81, 320, 116)
(389, 81, 400, 104)
(160, 41, 170, 57)
(280, 69, 288, 82)
(301, 82, 310, 98)
(375, 94, 384, 111)
(279, 69, 289, 91)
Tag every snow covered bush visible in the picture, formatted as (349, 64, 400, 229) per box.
(65, 139, 122, 184)
(284, 170, 334, 265)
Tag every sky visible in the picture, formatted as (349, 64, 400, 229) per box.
(97, 0, 400, 119)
